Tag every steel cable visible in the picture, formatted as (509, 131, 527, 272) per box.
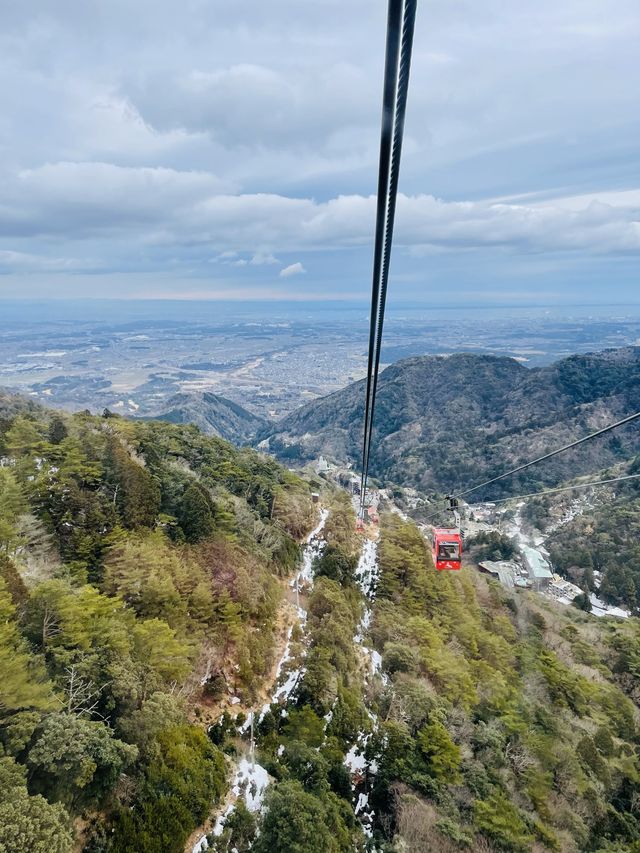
(360, 0, 417, 515)
(453, 409, 640, 501)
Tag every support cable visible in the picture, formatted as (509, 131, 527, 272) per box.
(360, 0, 417, 516)
(453, 409, 640, 501)
(422, 472, 640, 526)
(480, 472, 640, 505)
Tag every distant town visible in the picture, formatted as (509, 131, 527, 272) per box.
(3, 301, 640, 421)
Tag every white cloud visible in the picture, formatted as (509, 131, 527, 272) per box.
(1, 162, 638, 256)
(250, 252, 280, 265)
(0, 249, 97, 273)
(0, 0, 638, 296)
(280, 262, 306, 278)
(211, 250, 280, 266)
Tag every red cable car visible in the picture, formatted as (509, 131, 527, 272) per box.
(432, 528, 462, 571)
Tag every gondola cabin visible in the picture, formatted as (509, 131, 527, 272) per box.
(432, 528, 462, 571)
(355, 518, 366, 534)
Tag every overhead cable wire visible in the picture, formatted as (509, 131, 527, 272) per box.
(478, 472, 640, 505)
(360, 0, 417, 515)
(453, 408, 640, 501)
(422, 471, 640, 526)
(360, 0, 402, 509)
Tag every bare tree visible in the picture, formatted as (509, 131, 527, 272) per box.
(504, 739, 536, 776)
(63, 665, 109, 720)
(41, 605, 61, 647)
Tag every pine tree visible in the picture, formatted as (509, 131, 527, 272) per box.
(254, 782, 334, 853)
(179, 483, 216, 543)
(48, 417, 68, 445)
(0, 578, 55, 715)
(0, 762, 73, 853)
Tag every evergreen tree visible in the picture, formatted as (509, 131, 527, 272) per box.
(27, 713, 138, 808)
(0, 468, 27, 553)
(212, 588, 242, 652)
(0, 553, 28, 608)
(417, 720, 462, 781)
(4, 416, 43, 457)
(572, 591, 593, 612)
(0, 578, 55, 716)
(179, 483, 217, 543)
(104, 438, 160, 529)
(48, 416, 68, 445)
(583, 564, 596, 591)
(0, 758, 73, 853)
(254, 782, 335, 853)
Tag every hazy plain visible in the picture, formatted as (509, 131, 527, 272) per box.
(2, 300, 640, 420)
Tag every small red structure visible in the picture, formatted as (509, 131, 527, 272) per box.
(355, 518, 366, 534)
(432, 528, 462, 571)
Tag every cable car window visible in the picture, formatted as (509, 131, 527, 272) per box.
(438, 542, 460, 560)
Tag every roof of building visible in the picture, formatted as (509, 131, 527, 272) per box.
(478, 560, 518, 589)
(521, 545, 553, 579)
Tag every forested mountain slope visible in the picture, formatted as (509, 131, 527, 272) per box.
(262, 347, 640, 496)
(364, 515, 640, 853)
(208, 508, 640, 853)
(150, 391, 269, 445)
(0, 392, 315, 852)
(1, 387, 639, 853)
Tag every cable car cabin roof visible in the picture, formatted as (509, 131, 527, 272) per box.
(432, 528, 461, 538)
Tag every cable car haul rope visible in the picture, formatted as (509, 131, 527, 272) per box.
(359, 0, 418, 517)
(359, 1, 640, 571)
(452, 409, 640, 501)
(421, 409, 640, 528)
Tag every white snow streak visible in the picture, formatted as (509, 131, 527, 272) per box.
(232, 757, 270, 812)
(192, 509, 330, 853)
(345, 537, 385, 840)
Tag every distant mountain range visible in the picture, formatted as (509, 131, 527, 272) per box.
(151, 391, 269, 445)
(260, 348, 640, 497)
(0, 387, 46, 423)
(9, 345, 640, 498)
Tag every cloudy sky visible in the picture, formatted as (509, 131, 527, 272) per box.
(0, 0, 639, 304)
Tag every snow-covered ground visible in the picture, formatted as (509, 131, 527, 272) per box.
(353, 540, 388, 685)
(345, 538, 386, 840)
(589, 592, 631, 619)
(192, 757, 270, 851)
(276, 507, 329, 700)
(192, 508, 330, 853)
(231, 757, 270, 813)
(272, 662, 306, 703)
(293, 508, 329, 587)
(470, 501, 632, 619)
(355, 538, 379, 598)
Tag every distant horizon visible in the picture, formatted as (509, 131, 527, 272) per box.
(3, 297, 640, 309)
(4, 297, 640, 332)
(3, 295, 640, 421)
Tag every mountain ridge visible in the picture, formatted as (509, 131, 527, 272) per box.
(149, 390, 269, 445)
(261, 347, 640, 496)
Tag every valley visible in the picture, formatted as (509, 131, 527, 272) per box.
(2, 338, 640, 853)
(3, 302, 640, 427)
